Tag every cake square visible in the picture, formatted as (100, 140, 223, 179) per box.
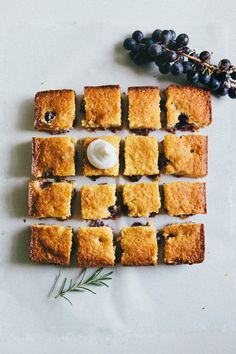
(163, 182, 207, 217)
(120, 225, 157, 266)
(28, 180, 75, 220)
(34, 89, 76, 133)
(30, 224, 72, 266)
(81, 184, 117, 220)
(124, 136, 159, 176)
(77, 227, 115, 267)
(128, 86, 161, 130)
(164, 135, 208, 178)
(82, 85, 121, 128)
(165, 85, 212, 131)
(83, 136, 120, 177)
(32, 137, 76, 178)
(122, 182, 161, 217)
(163, 223, 205, 264)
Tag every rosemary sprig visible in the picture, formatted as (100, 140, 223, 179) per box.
(51, 268, 113, 305)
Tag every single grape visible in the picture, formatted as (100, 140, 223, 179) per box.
(181, 46, 191, 54)
(155, 53, 167, 66)
(171, 62, 184, 76)
(129, 48, 138, 60)
(159, 63, 171, 74)
(176, 33, 189, 48)
(148, 43, 162, 58)
(199, 51, 211, 61)
(123, 38, 137, 50)
(228, 87, 236, 98)
(165, 50, 178, 62)
(152, 29, 162, 41)
(160, 30, 172, 45)
(218, 59, 231, 71)
(169, 30, 176, 40)
(138, 43, 148, 53)
(141, 37, 154, 47)
(218, 83, 229, 96)
(199, 72, 211, 85)
(167, 40, 176, 50)
(187, 70, 199, 83)
(133, 52, 147, 65)
(231, 71, 236, 80)
(183, 61, 193, 73)
(132, 30, 144, 43)
(196, 62, 205, 73)
(208, 77, 221, 91)
(215, 71, 230, 81)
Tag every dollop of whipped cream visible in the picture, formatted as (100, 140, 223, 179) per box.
(87, 139, 117, 169)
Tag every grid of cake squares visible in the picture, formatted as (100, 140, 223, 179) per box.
(29, 84, 211, 267)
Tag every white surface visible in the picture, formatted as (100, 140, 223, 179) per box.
(0, 0, 236, 353)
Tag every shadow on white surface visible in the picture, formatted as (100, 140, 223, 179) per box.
(16, 98, 34, 131)
(11, 227, 31, 264)
(7, 181, 28, 217)
(8, 141, 31, 177)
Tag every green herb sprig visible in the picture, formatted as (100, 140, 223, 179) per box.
(49, 268, 113, 305)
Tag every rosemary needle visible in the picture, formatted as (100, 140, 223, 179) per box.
(52, 268, 113, 305)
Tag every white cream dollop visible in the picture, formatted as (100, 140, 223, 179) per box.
(87, 139, 117, 170)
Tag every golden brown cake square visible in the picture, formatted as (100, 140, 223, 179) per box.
(77, 227, 115, 267)
(82, 85, 121, 128)
(124, 135, 159, 176)
(122, 182, 161, 217)
(30, 224, 72, 266)
(34, 89, 76, 133)
(32, 137, 76, 178)
(83, 136, 120, 177)
(120, 225, 157, 266)
(28, 180, 75, 220)
(164, 135, 208, 178)
(81, 184, 116, 220)
(166, 85, 212, 131)
(163, 223, 205, 264)
(163, 182, 207, 217)
(128, 86, 161, 129)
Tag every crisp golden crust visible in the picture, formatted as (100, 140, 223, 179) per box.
(123, 182, 161, 217)
(128, 86, 161, 129)
(166, 85, 212, 130)
(28, 180, 75, 219)
(34, 89, 76, 133)
(164, 135, 208, 178)
(32, 137, 76, 178)
(83, 136, 120, 176)
(30, 224, 72, 265)
(120, 226, 157, 266)
(81, 184, 116, 219)
(164, 182, 207, 217)
(82, 85, 121, 128)
(77, 227, 115, 267)
(163, 223, 205, 264)
(124, 135, 159, 176)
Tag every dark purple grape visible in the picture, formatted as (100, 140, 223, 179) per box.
(169, 30, 176, 40)
(152, 29, 161, 41)
(181, 46, 191, 54)
(215, 71, 230, 81)
(228, 87, 236, 98)
(183, 61, 193, 73)
(155, 53, 167, 66)
(178, 56, 185, 63)
(208, 77, 220, 91)
(165, 50, 178, 62)
(171, 62, 184, 76)
(141, 37, 154, 47)
(218, 59, 231, 71)
(231, 71, 236, 80)
(218, 84, 229, 96)
(187, 70, 199, 83)
(176, 33, 189, 48)
(195, 62, 205, 73)
(199, 72, 211, 85)
(199, 51, 211, 61)
(160, 30, 172, 45)
(132, 30, 144, 43)
(133, 52, 147, 65)
(123, 38, 137, 50)
(148, 43, 162, 58)
(159, 63, 171, 74)
(130, 48, 138, 60)
(167, 40, 176, 50)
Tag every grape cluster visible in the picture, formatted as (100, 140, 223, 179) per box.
(123, 29, 236, 99)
